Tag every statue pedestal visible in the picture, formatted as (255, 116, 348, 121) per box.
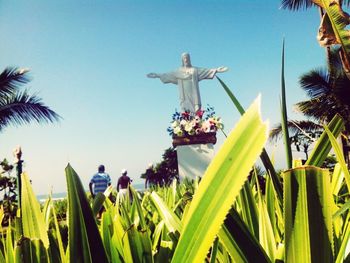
(173, 133, 216, 180)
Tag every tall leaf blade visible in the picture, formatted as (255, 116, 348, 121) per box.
(217, 76, 283, 202)
(65, 164, 108, 263)
(324, 125, 350, 192)
(21, 173, 49, 249)
(284, 166, 334, 263)
(305, 114, 344, 166)
(280, 39, 293, 168)
(218, 208, 270, 263)
(171, 96, 268, 263)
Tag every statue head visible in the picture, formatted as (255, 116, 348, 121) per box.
(181, 52, 192, 67)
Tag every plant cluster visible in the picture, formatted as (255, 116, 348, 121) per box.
(0, 99, 349, 263)
(167, 105, 223, 137)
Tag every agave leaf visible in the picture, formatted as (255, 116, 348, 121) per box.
(0, 249, 4, 263)
(280, 39, 293, 168)
(14, 238, 49, 263)
(333, 199, 350, 219)
(305, 114, 344, 166)
(150, 192, 182, 234)
(238, 181, 259, 238)
(91, 185, 113, 218)
(335, 213, 350, 263)
(324, 125, 350, 192)
(51, 202, 66, 263)
(331, 163, 345, 196)
(171, 96, 268, 263)
(65, 164, 108, 263)
(217, 76, 283, 203)
(258, 192, 276, 261)
(21, 173, 49, 249)
(6, 223, 15, 263)
(284, 166, 334, 263)
(218, 208, 270, 263)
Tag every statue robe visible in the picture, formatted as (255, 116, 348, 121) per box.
(158, 67, 217, 113)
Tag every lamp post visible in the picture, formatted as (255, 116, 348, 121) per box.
(13, 146, 23, 216)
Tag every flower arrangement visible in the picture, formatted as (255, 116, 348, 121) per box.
(167, 106, 223, 137)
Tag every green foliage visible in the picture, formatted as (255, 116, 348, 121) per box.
(1, 97, 350, 262)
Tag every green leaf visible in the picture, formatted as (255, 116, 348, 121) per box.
(65, 164, 108, 263)
(21, 173, 49, 249)
(318, 0, 350, 78)
(91, 185, 113, 218)
(6, 223, 15, 263)
(280, 39, 293, 169)
(305, 114, 344, 167)
(150, 192, 182, 234)
(324, 125, 350, 193)
(171, 96, 268, 263)
(284, 166, 334, 263)
(218, 208, 270, 263)
(238, 181, 259, 238)
(335, 214, 350, 263)
(14, 238, 49, 263)
(217, 76, 283, 203)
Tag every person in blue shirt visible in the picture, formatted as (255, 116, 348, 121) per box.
(89, 164, 111, 198)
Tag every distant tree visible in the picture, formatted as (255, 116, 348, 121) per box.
(0, 159, 16, 226)
(0, 67, 61, 131)
(141, 147, 178, 188)
(270, 120, 323, 160)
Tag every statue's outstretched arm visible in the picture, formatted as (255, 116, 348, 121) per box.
(216, 66, 228, 73)
(147, 73, 160, 78)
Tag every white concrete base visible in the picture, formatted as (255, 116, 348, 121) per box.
(176, 143, 215, 180)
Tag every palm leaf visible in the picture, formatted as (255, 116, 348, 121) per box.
(318, 0, 350, 78)
(0, 67, 29, 97)
(0, 90, 61, 131)
(280, 0, 315, 10)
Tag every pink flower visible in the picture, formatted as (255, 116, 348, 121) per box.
(196, 109, 204, 118)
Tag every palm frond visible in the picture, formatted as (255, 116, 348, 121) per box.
(0, 90, 61, 131)
(280, 0, 315, 10)
(0, 67, 30, 96)
(299, 68, 331, 98)
(269, 120, 323, 142)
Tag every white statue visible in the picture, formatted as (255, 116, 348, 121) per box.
(147, 53, 228, 113)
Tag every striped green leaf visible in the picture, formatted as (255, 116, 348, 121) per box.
(218, 208, 270, 263)
(65, 164, 108, 263)
(171, 96, 268, 263)
(284, 166, 334, 263)
(217, 76, 283, 202)
(14, 238, 49, 263)
(305, 114, 344, 167)
(21, 173, 49, 249)
(324, 125, 350, 192)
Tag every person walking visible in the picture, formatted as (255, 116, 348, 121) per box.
(89, 164, 111, 198)
(117, 169, 132, 199)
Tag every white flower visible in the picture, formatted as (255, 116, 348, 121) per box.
(171, 120, 179, 128)
(184, 122, 193, 133)
(174, 126, 183, 136)
(180, 119, 187, 126)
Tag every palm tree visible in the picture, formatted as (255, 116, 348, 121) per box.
(270, 120, 323, 160)
(0, 67, 61, 131)
(270, 49, 350, 164)
(281, 0, 350, 78)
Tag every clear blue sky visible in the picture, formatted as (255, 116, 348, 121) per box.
(0, 1, 325, 194)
